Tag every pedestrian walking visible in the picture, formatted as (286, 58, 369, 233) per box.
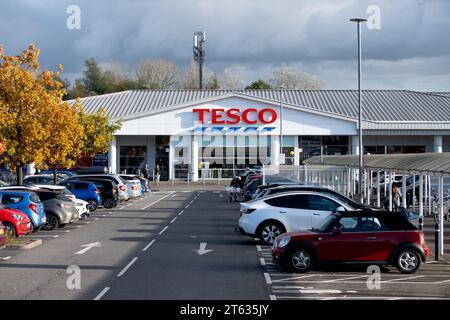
(155, 164, 161, 186)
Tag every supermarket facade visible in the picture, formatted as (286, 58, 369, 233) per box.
(75, 90, 450, 181)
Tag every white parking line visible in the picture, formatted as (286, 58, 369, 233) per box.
(260, 258, 266, 266)
(185, 205, 190, 209)
(322, 275, 369, 283)
(117, 257, 138, 277)
(272, 275, 318, 283)
(0, 256, 12, 261)
(94, 287, 110, 300)
(300, 289, 342, 294)
(435, 279, 450, 284)
(269, 295, 277, 300)
(143, 239, 156, 252)
(142, 192, 174, 210)
(178, 210, 184, 216)
(27, 234, 60, 238)
(256, 245, 262, 252)
(158, 226, 169, 235)
(170, 217, 178, 224)
(384, 275, 425, 283)
(65, 230, 71, 233)
(264, 273, 272, 284)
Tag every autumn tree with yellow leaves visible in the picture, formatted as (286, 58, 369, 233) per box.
(0, 44, 121, 185)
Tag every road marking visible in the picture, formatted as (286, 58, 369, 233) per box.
(195, 242, 213, 255)
(260, 258, 266, 266)
(65, 230, 71, 233)
(270, 295, 277, 300)
(270, 296, 450, 300)
(143, 239, 156, 252)
(189, 200, 194, 204)
(300, 289, 342, 294)
(142, 192, 174, 210)
(264, 273, 272, 284)
(170, 217, 178, 224)
(158, 226, 169, 235)
(94, 287, 110, 300)
(94, 218, 99, 221)
(117, 257, 138, 277)
(86, 221, 91, 224)
(322, 275, 368, 283)
(75, 242, 102, 255)
(272, 275, 318, 283)
(435, 279, 450, 284)
(384, 275, 425, 283)
(77, 225, 82, 228)
(185, 204, 190, 209)
(1, 256, 12, 261)
(27, 234, 60, 238)
(256, 245, 262, 252)
(178, 210, 184, 216)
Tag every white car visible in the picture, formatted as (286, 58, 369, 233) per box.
(119, 175, 142, 198)
(238, 191, 354, 244)
(73, 198, 90, 218)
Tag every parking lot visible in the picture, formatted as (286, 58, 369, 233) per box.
(0, 183, 448, 300)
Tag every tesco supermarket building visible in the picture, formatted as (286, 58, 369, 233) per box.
(75, 90, 450, 181)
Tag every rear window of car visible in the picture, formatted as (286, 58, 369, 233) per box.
(36, 192, 55, 201)
(29, 193, 41, 203)
(1, 194, 23, 204)
(74, 183, 88, 190)
(380, 214, 418, 231)
(264, 195, 309, 209)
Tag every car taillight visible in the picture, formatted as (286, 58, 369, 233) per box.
(119, 185, 126, 192)
(112, 188, 116, 193)
(419, 232, 425, 247)
(131, 186, 137, 191)
(95, 189, 101, 195)
(29, 203, 37, 214)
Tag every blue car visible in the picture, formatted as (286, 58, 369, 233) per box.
(0, 191, 46, 231)
(60, 181, 102, 212)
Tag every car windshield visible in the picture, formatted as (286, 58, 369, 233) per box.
(314, 215, 339, 233)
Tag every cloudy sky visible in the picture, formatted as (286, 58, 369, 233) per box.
(1, 0, 449, 90)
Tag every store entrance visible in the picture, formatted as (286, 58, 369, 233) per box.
(155, 136, 170, 181)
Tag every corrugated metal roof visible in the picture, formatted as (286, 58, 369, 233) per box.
(305, 153, 450, 175)
(69, 89, 450, 122)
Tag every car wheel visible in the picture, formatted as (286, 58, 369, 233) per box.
(395, 249, 421, 274)
(87, 200, 98, 212)
(289, 248, 315, 273)
(3, 222, 17, 238)
(103, 198, 115, 209)
(43, 214, 59, 231)
(259, 221, 285, 245)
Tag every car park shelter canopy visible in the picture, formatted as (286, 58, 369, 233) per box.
(305, 153, 450, 175)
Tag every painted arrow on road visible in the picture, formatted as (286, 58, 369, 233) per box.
(75, 242, 102, 255)
(194, 242, 213, 256)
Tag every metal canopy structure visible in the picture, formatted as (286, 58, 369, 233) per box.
(305, 152, 448, 260)
(305, 152, 450, 175)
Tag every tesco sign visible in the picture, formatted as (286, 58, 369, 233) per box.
(192, 108, 277, 125)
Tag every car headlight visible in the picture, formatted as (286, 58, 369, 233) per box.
(278, 236, 291, 248)
(12, 214, 24, 221)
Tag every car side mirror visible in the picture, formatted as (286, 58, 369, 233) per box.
(332, 227, 342, 237)
(335, 206, 346, 212)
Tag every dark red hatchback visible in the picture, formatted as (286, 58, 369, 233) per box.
(272, 211, 429, 274)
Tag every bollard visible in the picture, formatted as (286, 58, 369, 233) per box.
(435, 222, 440, 261)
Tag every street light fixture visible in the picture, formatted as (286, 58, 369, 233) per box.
(350, 17, 367, 204)
(193, 31, 206, 89)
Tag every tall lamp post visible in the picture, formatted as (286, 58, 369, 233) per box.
(350, 18, 367, 203)
(279, 84, 286, 164)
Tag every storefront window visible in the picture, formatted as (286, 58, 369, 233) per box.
(120, 146, 147, 174)
(298, 136, 349, 163)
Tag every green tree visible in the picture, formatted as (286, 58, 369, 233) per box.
(245, 79, 272, 90)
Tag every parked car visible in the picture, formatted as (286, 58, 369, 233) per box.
(0, 180, 10, 187)
(0, 203, 32, 237)
(32, 189, 79, 230)
(0, 191, 46, 232)
(238, 191, 354, 244)
(73, 198, 90, 219)
(0, 222, 7, 248)
(66, 178, 119, 209)
(23, 174, 63, 185)
(254, 185, 379, 210)
(272, 211, 430, 274)
(135, 176, 151, 193)
(32, 185, 76, 201)
(59, 181, 101, 211)
(63, 174, 130, 202)
(119, 175, 142, 198)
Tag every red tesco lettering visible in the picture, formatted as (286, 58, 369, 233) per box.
(192, 108, 277, 124)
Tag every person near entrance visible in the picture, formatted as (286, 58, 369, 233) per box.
(155, 164, 161, 186)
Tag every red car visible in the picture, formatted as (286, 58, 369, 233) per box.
(0, 204, 32, 237)
(0, 222, 7, 248)
(272, 211, 429, 274)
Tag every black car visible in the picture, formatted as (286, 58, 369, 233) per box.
(68, 178, 119, 209)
